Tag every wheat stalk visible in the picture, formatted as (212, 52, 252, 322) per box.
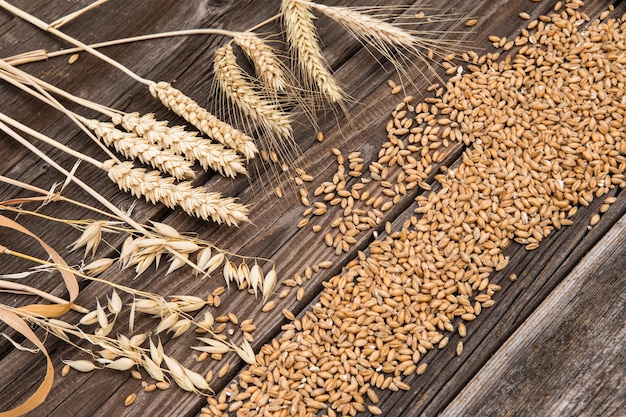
(83, 118, 195, 181)
(149, 81, 258, 159)
(232, 32, 289, 92)
(102, 160, 248, 226)
(281, 0, 345, 103)
(213, 44, 293, 139)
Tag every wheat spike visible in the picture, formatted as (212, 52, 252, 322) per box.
(303, 1, 428, 73)
(232, 32, 289, 92)
(281, 0, 345, 103)
(102, 160, 249, 226)
(113, 112, 247, 178)
(306, 2, 416, 47)
(149, 81, 257, 159)
(213, 44, 292, 139)
(85, 118, 194, 180)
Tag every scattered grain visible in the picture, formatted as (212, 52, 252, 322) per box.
(262, 300, 276, 312)
(156, 382, 170, 391)
(124, 393, 137, 407)
(218, 363, 230, 379)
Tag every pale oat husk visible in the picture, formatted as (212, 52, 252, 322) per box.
(102, 160, 249, 226)
(149, 81, 257, 159)
(213, 44, 293, 139)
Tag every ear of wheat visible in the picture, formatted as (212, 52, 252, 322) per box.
(302, 2, 453, 81)
(112, 112, 248, 178)
(232, 32, 289, 93)
(281, 0, 345, 103)
(213, 44, 293, 139)
(84, 118, 195, 181)
(304, 2, 416, 48)
(103, 160, 249, 226)
(149, 81, 258, 160)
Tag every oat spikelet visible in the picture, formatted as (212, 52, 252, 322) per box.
(102, 160, 249, 226)
(213, 44, 292, 139)
(149, 81, 257, 159)
(232, 32, 289, 92)
(113, 112, 247, 178)
(281, 0, 345, 103)
(85, 119, 195, 180)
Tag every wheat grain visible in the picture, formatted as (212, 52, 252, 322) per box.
(114, 112, 247, 178)
(102, 160, 249, 226)
(149, 81, 257, 159)
(281, 0, 344, 103)
(213, 44, 292, 139)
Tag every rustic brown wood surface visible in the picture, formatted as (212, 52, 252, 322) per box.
(0, 0, 624, 416)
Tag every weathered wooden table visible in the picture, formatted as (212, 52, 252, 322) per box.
(0, 0, 624, 416)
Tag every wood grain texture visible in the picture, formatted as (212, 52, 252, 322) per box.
(0, 0, 624, 416)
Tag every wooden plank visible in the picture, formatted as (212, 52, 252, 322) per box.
(439, 212, 626, 417)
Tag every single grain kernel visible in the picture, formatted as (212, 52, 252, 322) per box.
(590, 214, 600, 226)
(218, 363, 230, 379)
(416, 363, 428, 375)
(262, 300, 276, 312)
(156, 382, 170, 390)
(124, 393, 137, 407)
